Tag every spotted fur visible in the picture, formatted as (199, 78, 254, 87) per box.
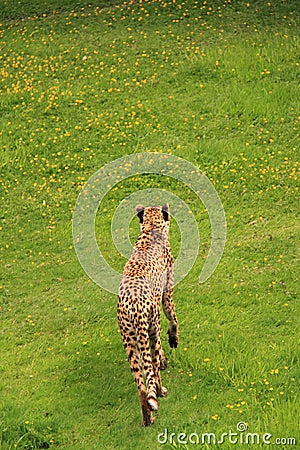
(118, 203, 179, 426)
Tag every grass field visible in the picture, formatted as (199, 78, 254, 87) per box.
(0, 0, 299, 448)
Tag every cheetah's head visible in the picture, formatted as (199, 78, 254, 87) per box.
(136, 204, 170, 234)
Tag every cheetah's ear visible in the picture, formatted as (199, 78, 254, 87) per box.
(162, 203, 170, 222)
(136, 204, 145, 223)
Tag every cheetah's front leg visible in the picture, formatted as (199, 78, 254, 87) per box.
(162, 289, 178, 349)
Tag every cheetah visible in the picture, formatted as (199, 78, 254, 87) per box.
(118, 203, 179, 427)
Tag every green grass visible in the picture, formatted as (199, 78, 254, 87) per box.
(0, 0, 299, 448)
